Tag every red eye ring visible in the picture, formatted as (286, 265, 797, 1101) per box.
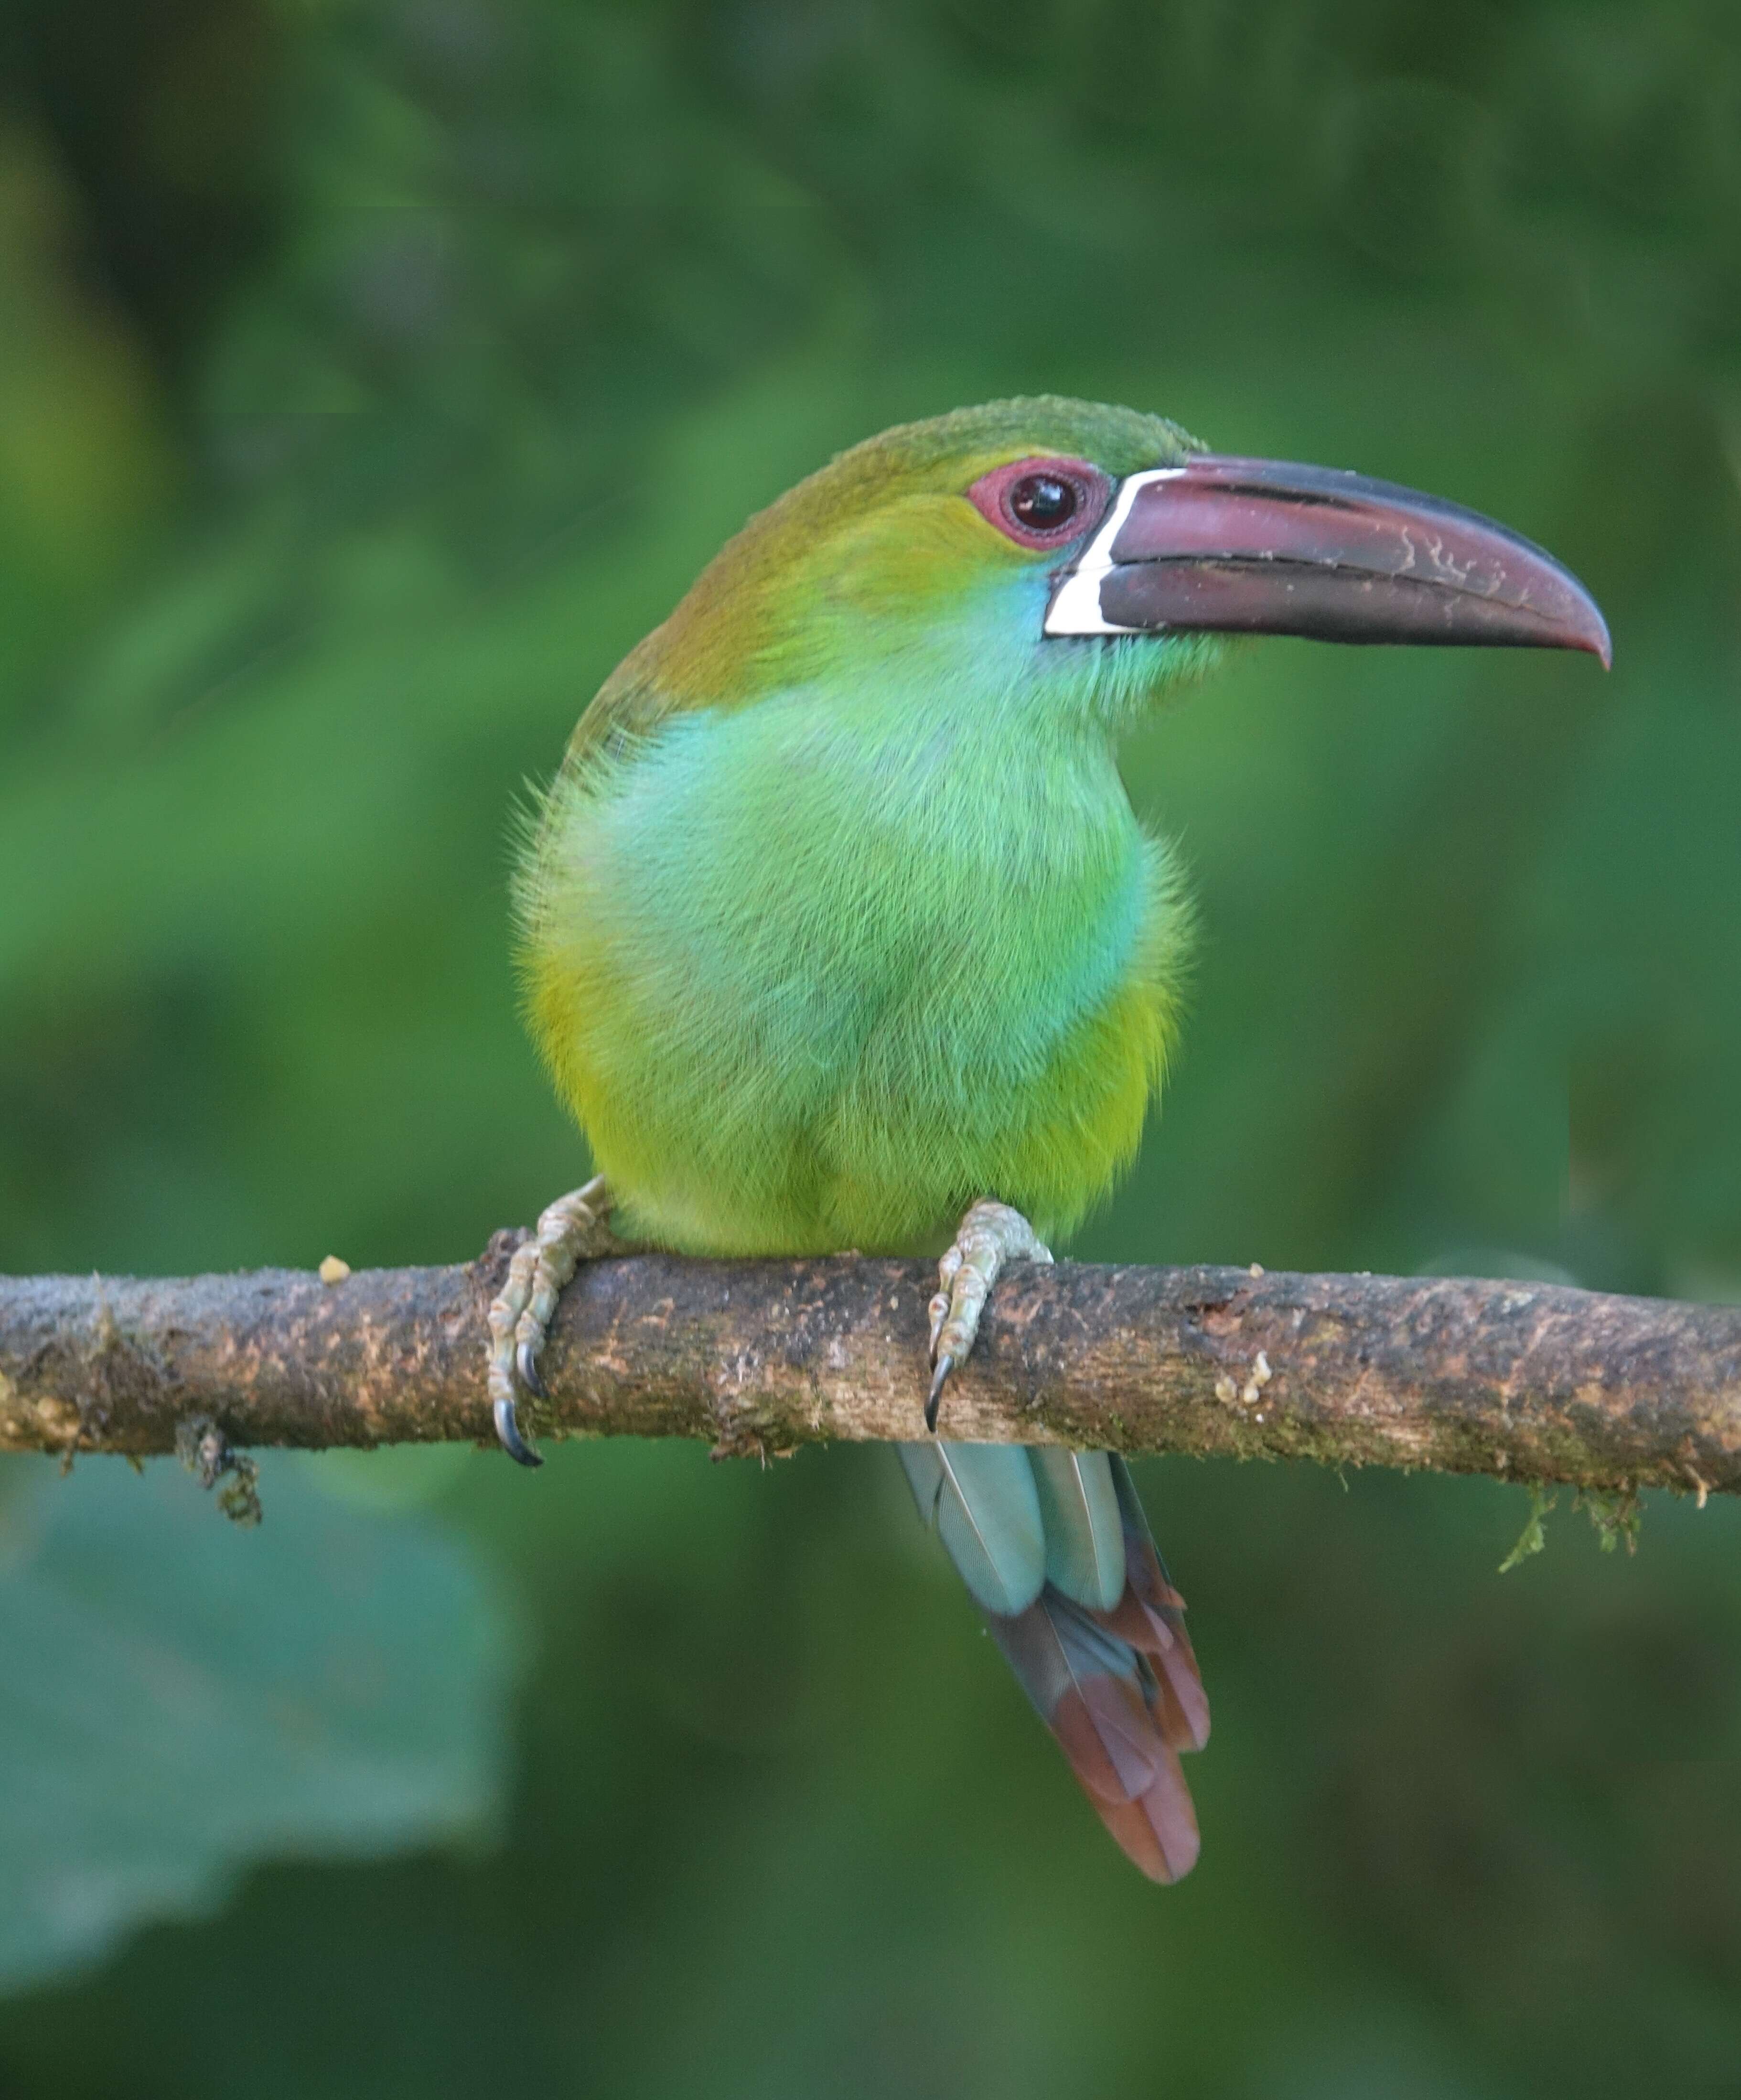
(967, 455, 1111, 551)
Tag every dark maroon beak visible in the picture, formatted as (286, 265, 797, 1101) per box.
(1044, 454, 1611, 667)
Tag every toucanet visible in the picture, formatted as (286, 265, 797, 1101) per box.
(488, 398, 1608, 1880)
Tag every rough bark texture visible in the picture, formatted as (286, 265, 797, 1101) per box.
(2, 1236, 1740, 1496)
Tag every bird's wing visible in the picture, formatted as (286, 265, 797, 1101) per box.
(559, 636, 690, 779)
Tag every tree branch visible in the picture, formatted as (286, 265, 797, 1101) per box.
(2, 1235, 1739, 1497)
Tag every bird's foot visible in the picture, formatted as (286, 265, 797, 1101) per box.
(486, 1175, 617, 1467)
(926, 1199, 1052, 1432)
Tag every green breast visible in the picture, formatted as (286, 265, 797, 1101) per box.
(519, 684, 1190, 1257)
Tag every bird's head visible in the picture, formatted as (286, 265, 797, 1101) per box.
(641, 395, 1609, 721)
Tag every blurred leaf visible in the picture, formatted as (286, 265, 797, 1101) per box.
(0, 1453, 522, 1995)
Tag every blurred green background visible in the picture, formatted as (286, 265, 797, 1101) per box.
(3, 0, 1741, 2092)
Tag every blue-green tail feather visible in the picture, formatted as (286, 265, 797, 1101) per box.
(900, 1443, 1208, 1880)
(895, 1440, 1044, 1618)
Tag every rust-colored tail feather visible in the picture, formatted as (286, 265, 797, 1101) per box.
(981, 1458, 1208, 1880)
(986, 1580, 1204, 1882)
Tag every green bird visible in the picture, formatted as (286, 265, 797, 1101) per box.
(489, 398, 1608, 1881)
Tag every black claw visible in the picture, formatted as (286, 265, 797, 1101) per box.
(516, 1341, 547, 1398)
(494, 1394, 543, 1468)
(925, 1355, 953, 1434)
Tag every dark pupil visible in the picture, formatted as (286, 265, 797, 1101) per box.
(1010, 473, 1076, 530)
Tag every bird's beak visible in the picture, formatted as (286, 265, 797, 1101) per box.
(1043, 455, 1611, 667)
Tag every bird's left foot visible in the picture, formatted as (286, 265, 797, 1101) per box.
(486, 1175, 618, 1466)
(926, 1199, 1053, 1432)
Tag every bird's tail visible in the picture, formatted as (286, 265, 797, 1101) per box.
(898, 1443, 1209, 1882)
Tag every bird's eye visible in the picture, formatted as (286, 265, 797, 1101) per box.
(966, 455, 1109, 550)
(1010, 474, 1076, 530)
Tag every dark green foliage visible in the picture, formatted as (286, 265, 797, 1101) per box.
(0, 1454, 516, 1995)
(2, 1, 1741, 2092)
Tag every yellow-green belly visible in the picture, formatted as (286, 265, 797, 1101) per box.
(516, 700, 1189, 1256)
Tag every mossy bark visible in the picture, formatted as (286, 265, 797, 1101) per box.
(2, 1235, 1739, 1495)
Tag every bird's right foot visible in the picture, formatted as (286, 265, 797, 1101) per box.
(486, 1175, 616, 1466)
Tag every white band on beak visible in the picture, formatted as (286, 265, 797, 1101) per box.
(1042, 466, 1186, 637)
